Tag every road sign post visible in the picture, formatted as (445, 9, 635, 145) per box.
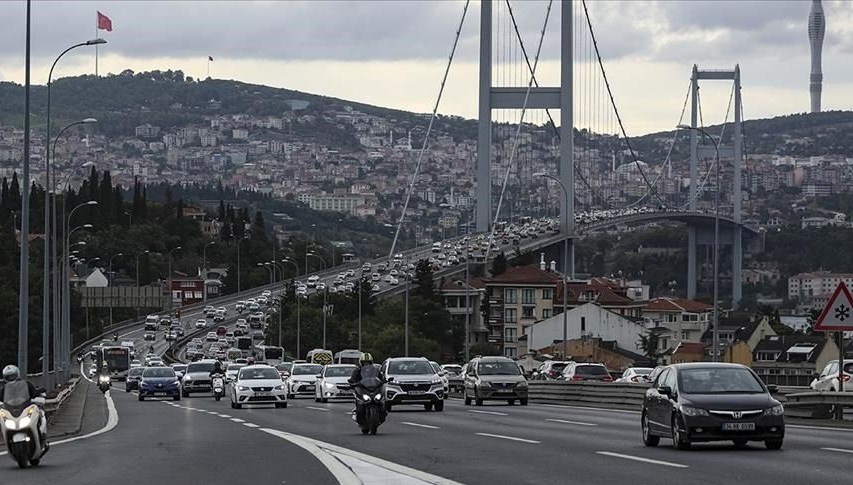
(812, 282, 852, 421)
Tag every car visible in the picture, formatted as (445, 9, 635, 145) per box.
(429, 361, 450, 394)
(441, 364, 464, 392)
(171, 363, 188, 380)
(206, 332, 218, 342)
(315, 364, 357, 403)
(247, 302, 260, 312)
(641, 363, 785, 450)
(195, 319, 208, 329)
(230, 365, 288, 409)
(144, 321, 157, 331)
(285, 363, 323, 398)
(130, 359, 142, 369)
(532, 361, 573, 381)
(226, 363, 246, 383)
(170, 325, 184, 337)
(165, 331, 177, 341)
(216, 326, 227, 337)
(810, 359, 853, 392)
(345, 269, 355, 277)
(463, 356, 528, 406)
(235, 301, 246, 312)
(275, 362, 294, 379)
(616, 367, 655, 383)
(143, 331, 156, 341)
(381, 357, 445, 412)
(138, 366, 181, 401)
(125, 367, 145, 392)
(181, 360, 217, 397)
(647, 365, 666, 384)
(560, 363, 613, 382)
(159, 316, 171, 326)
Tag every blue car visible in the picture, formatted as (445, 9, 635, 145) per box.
(138, 367, 181, 401)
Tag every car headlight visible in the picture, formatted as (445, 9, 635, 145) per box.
(274, 385, 286, 390)
(430, 377, 442, 385)
(516, 380, 528, 388)
(477, 380, 491, 388)
(4, 419, 17, 430)
(323, 382, 336, 389)
(18, 416, 31, 428)
(172, 381, 180, 387)
(99, 375, 110, 383)
(237, 386, 250, 391)
(362, 394, 371, 401)
(373, 394, 383, 401)
(679, 406, 708, 417)
(184, 375, 192, 381)
(764, 405, 784, 416)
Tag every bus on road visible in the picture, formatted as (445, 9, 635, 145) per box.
(98, 345, 131, 381)
(256, 345, 285, 365)
(334, 349, 362, 365)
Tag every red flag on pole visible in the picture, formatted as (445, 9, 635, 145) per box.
(97, 11, 112, 32)
(208, 56, 214, 61)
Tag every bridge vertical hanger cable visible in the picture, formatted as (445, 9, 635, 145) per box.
(487, 0, 553, 263)
(388, 0, 470, 257)
(504, 0, 609, 208)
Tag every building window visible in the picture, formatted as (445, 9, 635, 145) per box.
(522, 306, 535, 319)
(504, 347, 517, 358)
(504, 327, 517, 343)
(542, 308, 553, 319)
(542, 288, 553, 300)
(505, 308, 517, 323)
(505, 288, 517, 304)
(522, 288, 535, 305)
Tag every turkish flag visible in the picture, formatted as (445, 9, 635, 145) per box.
(97, 11, 112, 32)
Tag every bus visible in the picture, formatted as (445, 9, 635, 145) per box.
(334, 349, 362, 365)
(256, 345, 285, 365)
(306, 348, 333, 366)
(98, 345, 131, 381)
(236, 336, 253, 357)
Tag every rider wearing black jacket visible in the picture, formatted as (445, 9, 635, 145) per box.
(348, 353, 384, 424)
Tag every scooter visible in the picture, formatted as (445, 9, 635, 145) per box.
(0, 382, 49, 468)
(98, 375, 111, 393)
(212, 374, 225, 401)
(352, 376, 386, 435)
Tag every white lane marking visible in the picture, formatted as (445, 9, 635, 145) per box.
(306, 406, 331, 412)
(475, 433, 540, 444)
(260, 428, 360, 485)
(231, 418, 245, 423)
(218, 414, 232, 418)
(596, 451, 688, 469)
(540, 403, 640, 414)
(401, 422, 440, 430)
(1, 388, 120, 457)
(468, 409, 508, 416)
(243, 423, 260, 428)
(546, 418, 597, 427)
(789, 424, 853, 433)
(260, 428, 463, 485)
(822, 447, 853, 454)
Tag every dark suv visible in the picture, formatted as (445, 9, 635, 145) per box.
(463, 356, 528, 406)
(381, 357, 445, 412)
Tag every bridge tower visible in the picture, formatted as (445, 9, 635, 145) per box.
(686, 65, 744, 308)
(476, 1, 575, 276)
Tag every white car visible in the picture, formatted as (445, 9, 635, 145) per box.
(315, 364, 357, 403)
(430, 361, 450, 394)
(285, 363, 324, 398)
(811, 359, 853, 392)
(230, 365, 288, 409)
(226, 363, 246, 383)
(195, 319, 208, 328)
(206, 332, 218, 342)
(615, 367, 654, 383)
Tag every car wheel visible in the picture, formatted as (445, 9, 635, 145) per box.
(671, 415, 691, 450)
(315, 396, 321, 403)
(520, 398, 528, 406)
(475, 396, 483, 406)
(182, 390, 190, 398)
(234, 403, 242, 409)
(641, 412, 660, 447)
(230, 401, 236, 409)
(287, 394, 294, 400)
(424, 403, 433, 411)
(464, 390, 472, 406)
(507, 400, 515, 406)
(765, 439, 783, 450)
(434, 400, 444, 412)
(138, 394, 144, 402)
(174, 395, 180, 401)
(321, 398, 328, 403)
(125, 386, 130, 393)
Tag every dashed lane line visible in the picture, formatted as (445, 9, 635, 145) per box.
(596, 451, 688, 469)
(243, 423, 260, 428)
(545, 418, 598, 427)
(475, 433, 540, 444)
(789, 424, 853, 433)
(540, 403, 640, 414)
(306, 406, 331, 412)
(468, 409, 508, 416)
(401, 422, 440, 430)
(231, 418, 245, 423)
(822, 447, 853, 454)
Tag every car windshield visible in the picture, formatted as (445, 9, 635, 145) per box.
(239, 368, 280, 380)
(388, 360, 435, 375)
(478, 361, 521, 375)
(293, 365, 323, 375)
(324, 365, 356, 377)
(443, 365, 462, 375)
(549, 362, 569, 372)
(678, 367, 765, 394)
(172, 365, 187, 372)
(227, 364, 245, 372)
(632, 367, 653, 375)
(143, 368, 176, 378)
(129, 368, 144, 377)
(187, 362, 215, 373)
(575, 365, 609, 376)
(276, 363, 293, 372)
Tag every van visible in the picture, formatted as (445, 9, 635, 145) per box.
(307, 275, 320, 288)
(432, 242, 442, 253)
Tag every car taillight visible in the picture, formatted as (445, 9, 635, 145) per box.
(843, 375, 851, 383)
(602, 377, 613, 382)
(571, 375, 584, 381)
(548, 371, 559, 378)
(631, 376, 639, 382)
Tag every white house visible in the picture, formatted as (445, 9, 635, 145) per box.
(524, 302, 646, 356)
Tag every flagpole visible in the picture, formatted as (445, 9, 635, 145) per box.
(94, 15, 99, 76)
(207, 58, 209, 79)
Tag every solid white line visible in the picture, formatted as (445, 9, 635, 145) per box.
(260, 428, 361, 485)
(468, 409, 508, 416)
(243, 423, 260, 428)
(596, 451, 688, 469)
(230, 418, 245, 423)
(540, 403, 640, 414)
(788, 424, 853, 433)
(401, 421, 440, 429)
(545, 418, 597, 427)
(475, 433, 540, 444)
(1, 388, 121, 457)
(306, 406, 330, 412)
(822, 447, 853, 454)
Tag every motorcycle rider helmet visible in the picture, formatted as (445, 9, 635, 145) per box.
(3, 364, 20, 382)
(359, 352, 373, 366)
(246, 357, 255, 365)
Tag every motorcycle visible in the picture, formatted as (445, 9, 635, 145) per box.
(98, 375, 111, 393)
(352, 376, 386, 435)
(212, 374, 225, 401)
(0, 381, 49, 468)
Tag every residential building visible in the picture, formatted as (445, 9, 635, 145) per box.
(533, 336, 649, 373)
(789, 271, 853, 301)
(440, 278, 489, 349)
(561, 277, 646, 319)
(135, 124, 160, 138)
(308, 194, 369, 215)
(643, 297, 713, 345)
(752, 335, 839, 386)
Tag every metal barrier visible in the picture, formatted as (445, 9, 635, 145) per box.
(43, 378, 78, 417)
(528, 381, 648, 409)
(780, 391, 853, 419)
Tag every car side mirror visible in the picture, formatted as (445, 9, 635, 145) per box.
(766, 384, 778, 394)
(811, 373, 820, 381)
(658, 385, 673, 397)
(387, 376, 395, 383)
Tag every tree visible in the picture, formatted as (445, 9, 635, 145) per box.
(490, 252, 507, 276)
(638, 332, 664, 366)
(413, 259, 435, 301)
(470, 343, 501, 357)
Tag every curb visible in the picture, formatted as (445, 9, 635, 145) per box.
(47, 378, 90, 439)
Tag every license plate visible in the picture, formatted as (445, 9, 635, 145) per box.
(408, 390, 426, 395)
(255, 391, 271, 397)
(722, 422, 755, 431)
(305, 386, 315, 391)
(12, 433, 27, 443)
(154, 392, 168, 396)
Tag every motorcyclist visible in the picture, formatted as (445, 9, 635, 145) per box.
(0, 365, 47, 447)
(209, 360, 224, 379)
(348, 353, 384, 424)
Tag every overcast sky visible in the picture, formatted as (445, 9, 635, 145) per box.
(0, 1, 851, 135)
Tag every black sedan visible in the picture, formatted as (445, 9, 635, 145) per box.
(641, 363, 784, 450)
(125, 367, 144, 392)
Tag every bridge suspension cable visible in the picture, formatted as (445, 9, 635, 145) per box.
(388, 0, 471, 258)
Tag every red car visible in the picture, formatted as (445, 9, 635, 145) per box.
(216, 326, 227, 337)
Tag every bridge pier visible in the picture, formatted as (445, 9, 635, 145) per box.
(687, 227, 697, 300)
(733, 227, 742, 309)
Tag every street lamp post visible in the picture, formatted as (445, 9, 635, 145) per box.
(168, 246, 182, 311)
(677, 124, 721, 362)
(202, 241, 215, 300)
(62, 202, 96, 379)
(282, 258, 301, 357)
(307, 253, 327, 348)
(258, 262, 273, 284)
(108, 252, 123, 328)
(534, 172, 571, 360)
(135, 250, 150, 316)
(236, 237, 246, 293)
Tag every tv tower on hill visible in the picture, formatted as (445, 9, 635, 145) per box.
(808, 0, 825, 113)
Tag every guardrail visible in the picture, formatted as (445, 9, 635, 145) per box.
(43, 377, 78, 417)
(528, 381, 648, 409)
(779, 391, 853, 419)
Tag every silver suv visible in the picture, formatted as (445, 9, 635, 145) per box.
(463, 356, 528, 406)
(381, 357, 445, 412)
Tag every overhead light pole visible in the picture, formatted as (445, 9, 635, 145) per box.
(236, 236, 246, 293)
(258, 262, 273, 284)
(135, 250, 150, 316)
(677, 124, 721, 362)
(307, 252, 328, 348)
(62, 202, 95, 378)
(168, 246, 182, 311)
(282, 258, 301, 358)
(534, 172, 571, 360)
(107, 252, 123, 328)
